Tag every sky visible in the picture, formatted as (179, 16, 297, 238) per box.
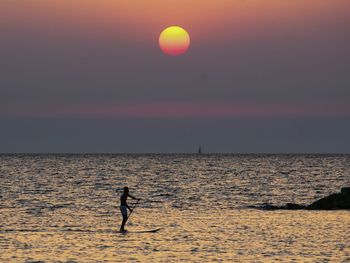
(0, 0, 349, 153)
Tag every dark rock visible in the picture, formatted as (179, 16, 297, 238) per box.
(285, 203, 306, 210)
(261, 204, 283, 210)
(253, 203, 305, 210)
(254, 187, 350, 210)
(341, 187, 350, 195)
(307, 188, 350, 210)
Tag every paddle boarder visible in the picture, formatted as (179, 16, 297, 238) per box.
(120, 186, 140, 232)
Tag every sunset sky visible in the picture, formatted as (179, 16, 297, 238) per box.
(0, 0, 349, 153)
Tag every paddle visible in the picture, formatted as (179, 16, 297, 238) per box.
(142, 200, 164, 203)
(127, 199, 140, 221)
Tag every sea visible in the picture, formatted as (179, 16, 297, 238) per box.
(1, 154, 350, 262)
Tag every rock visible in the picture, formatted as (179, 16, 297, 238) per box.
(285, 203, 305, 210)
(254, 187, 350, 210)
(341, 187, 350, 195)
(306, 187, 350, 210)
(253, 203, 305, 210)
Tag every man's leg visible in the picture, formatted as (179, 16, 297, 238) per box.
(120, 215, 128, 231)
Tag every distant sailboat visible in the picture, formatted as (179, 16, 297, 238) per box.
(198, 145, 202, 154)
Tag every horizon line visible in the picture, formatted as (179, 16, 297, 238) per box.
(0, 152, 349, 155)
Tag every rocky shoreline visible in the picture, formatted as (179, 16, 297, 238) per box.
(255, 187, 350, 210)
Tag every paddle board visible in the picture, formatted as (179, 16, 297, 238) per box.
(120, 228, 162, 234)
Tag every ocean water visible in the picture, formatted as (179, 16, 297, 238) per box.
(1, 154, 350, 262)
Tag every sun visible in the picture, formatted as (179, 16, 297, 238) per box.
(159, 26, 190, 56)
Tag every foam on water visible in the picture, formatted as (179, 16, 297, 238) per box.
(0, 154, 350, 262)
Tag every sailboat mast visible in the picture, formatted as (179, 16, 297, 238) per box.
(198, 145, 202, 154)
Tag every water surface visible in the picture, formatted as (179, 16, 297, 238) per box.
(1, 154, 349, 262)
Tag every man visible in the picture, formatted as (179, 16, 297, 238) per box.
(120, 186, 140, 232)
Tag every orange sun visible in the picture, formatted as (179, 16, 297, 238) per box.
(159, 26, 190, 56)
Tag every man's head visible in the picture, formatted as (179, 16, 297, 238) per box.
(123, 186, 129, 194)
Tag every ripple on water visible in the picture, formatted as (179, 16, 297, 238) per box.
(0, 154, 349, 262)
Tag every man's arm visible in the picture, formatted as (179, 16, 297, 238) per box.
(128, 194, 141, 200)
(126, 194, 140, 211)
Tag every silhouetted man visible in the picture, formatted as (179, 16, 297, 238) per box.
(120, 186, 140, 232)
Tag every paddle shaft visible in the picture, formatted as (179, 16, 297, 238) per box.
(127, 199, 140, 221)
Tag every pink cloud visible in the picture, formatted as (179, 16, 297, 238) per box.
(1, 101, 350, 118)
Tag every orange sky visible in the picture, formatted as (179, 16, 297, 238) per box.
(1, 0, 350, 152)
(1, 0, 349, 43)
